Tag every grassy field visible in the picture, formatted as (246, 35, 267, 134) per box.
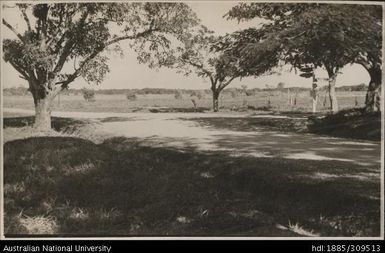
(4, 135, 380, 237)
(3, 91, 366, 113)
(3, 114, 381, 237)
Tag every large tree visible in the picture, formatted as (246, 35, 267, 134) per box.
(173, 26, 279, 112)
(351, 5, 382, 112)
(227, 3, 382, 113)
(172, 27, 240, 112)
(2, 3, 199, 130)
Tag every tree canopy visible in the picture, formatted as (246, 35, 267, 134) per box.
(171, 26, 247, 111)
(3, 3, 199, 92)
(227, 3, 381, 74)
(2, 2, 200, 129)
(173, 26, 240, 89)
(226, 2, 382, 112)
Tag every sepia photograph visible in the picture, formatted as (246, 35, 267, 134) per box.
(0, 0, 383, 240)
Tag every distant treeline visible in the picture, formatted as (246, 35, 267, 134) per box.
(4, 83, 368, 96)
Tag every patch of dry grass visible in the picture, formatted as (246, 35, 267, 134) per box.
(287, 221, 320, 237)
(3, 115, 110, 144)
(3, 91, 366, 114)
(19, 215, 59, 234)
(5, 213, 59, 235)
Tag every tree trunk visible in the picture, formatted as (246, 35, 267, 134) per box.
(312, 94, 318, 113)
(212, 90, 219, 112)
(311, 81, 318, 113)
(328, 74, 339, 113)
(34, 96, 53, 131)
(29, 78, 63, 131)
(287, 88, 292, 105)
(365, 67, 381, 112)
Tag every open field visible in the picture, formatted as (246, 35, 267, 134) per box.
(3, 110, 381, 237)
(3, 91, 367, 113)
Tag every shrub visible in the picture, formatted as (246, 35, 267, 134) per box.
(81, 88, 95, 102)
(190, 91, 204, 99)
(174, 90, 183, 100)
(126, 93, 137, 101)
(245, 90, 254, 96)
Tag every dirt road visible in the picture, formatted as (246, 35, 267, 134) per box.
(4, 107, 382, 168)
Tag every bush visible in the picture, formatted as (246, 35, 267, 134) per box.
(81, 89, 95, 102)
(190, 91, 204, 99)
(126, 93, 137, 101)
(174, 90, 183, 100)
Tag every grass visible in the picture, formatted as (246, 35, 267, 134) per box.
(3, 116, 88, 131)
(3, 91, 366, 113)
(186, 116, 309, 133)
(2, 107, 381, 236)
(287, 221, 320, 237)
(2, 116, 92, 143)
(183, 107, 381, 141)
(308, 108, 381, 141)
(3, 133, 380, 237)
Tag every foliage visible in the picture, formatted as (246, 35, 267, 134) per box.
(214, 27, 281, 78)
(337, 84, 368, 92)
(81, 88, 95, 102)
(226, 3, 382, 75)
(277, 82, 285, 91)
(190, 91, 204, 99)
(174, 90, 183, 99)
(169, 25, 278, 111)
(2, 3, 199, 100)
(172, 26, 244, 95)
(126, 93, 137, 101)
(226, 3, 382, 113)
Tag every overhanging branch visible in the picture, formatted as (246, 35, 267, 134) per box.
(19, 7, 31, 31)
(2, 19, 24, 42)
(53, 20, 160, 89)
(105, 28, 159, 46)
(182, 58, 213, 78)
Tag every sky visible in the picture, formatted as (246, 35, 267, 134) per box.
(1, 2, 370, 90)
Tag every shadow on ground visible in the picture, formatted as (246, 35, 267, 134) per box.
(308, 109, 381, 141)
(186, 108, 381, 142)
(185, 116, 309, 133)
(3, 116, 89, 132)
(4, 136, 380, 237)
